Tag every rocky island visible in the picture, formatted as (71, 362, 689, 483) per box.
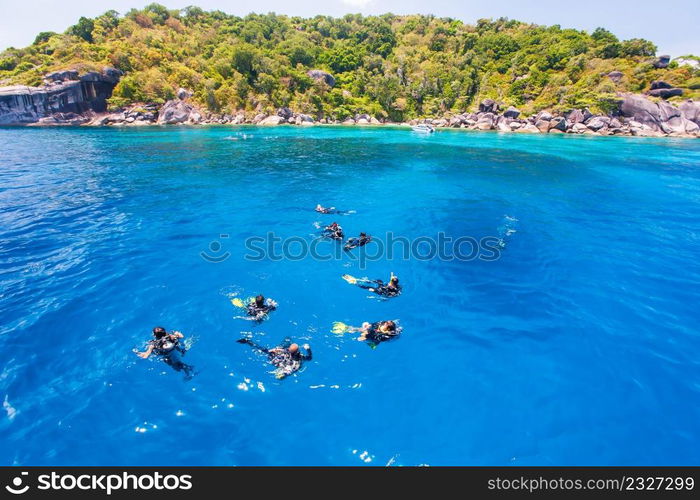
(1, 8, 698, 137)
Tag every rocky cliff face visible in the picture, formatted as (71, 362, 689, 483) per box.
(0, 68, 121, 125)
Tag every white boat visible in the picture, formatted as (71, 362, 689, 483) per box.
(411, 124, 435, 133)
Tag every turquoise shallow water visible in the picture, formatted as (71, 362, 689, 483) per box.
(1, 125, 699, 465)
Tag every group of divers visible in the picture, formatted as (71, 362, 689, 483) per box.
(135, 203, 402, 380)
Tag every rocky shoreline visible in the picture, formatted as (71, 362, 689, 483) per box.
(15, 94, 700, 139)
(1, 68, 698, 138)
(56, 95, 700, 139)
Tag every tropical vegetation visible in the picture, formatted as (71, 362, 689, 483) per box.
(1, 5, 698, 120)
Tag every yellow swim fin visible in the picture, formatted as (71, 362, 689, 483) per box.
(332, 321, 351, 334)
(231, 297, 245, 308)
(342, 274, 358, 285)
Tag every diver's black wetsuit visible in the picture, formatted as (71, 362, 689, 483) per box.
(317, 207, 351, 215)
(365, 322, 401, 345)
(150, 335, 193, 379)
(246, 301, 276, 318)
(323, 224, 344, 240)
(345, 234, 371, 250)
(151, 335, 186, 356)
(237, 339, 312, 378)
(358, 280, 401, 298)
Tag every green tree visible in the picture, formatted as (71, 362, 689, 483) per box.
(320, 41, 364, 73)
(67, 17, 95, 42)
(279, 36, 318, 67)
(33, 32, 57, 45)
(144, 3, 171, 24)
(620, 38, 656, 57)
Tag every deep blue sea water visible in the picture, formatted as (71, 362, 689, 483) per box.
(1, 125, 699, 466)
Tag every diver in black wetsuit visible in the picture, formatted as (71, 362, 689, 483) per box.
(135, 326, 194, 379)
(246, 295, 277, 320)
(345, 272, 401, 298)
(237, 338, 312, 379)
(358, 320, 401, 345)
(315, 204, 353, 215)
(344, 232, 371, 250)
(323, 222, 344, 240)
(315, 204, 335, 214)
(340, 320, 401, 346)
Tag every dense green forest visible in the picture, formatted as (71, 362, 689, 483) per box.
(1, 5, 698, 120)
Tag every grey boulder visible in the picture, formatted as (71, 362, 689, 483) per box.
(607, 71, 624, 83)
(478, 99, 499, 113)
(503, 106, 521, 119)
(653, 55, 671, 69)
(258, 115, 285, 125)
(648, 88, 683, 99)
(277, 107, 294, 119)
(157, 99, 198, 124)
(549, 117, 568, 132)
(565, 109, 586, 124)
(476, 112, 495, 129)
(307, 69, 336, 87)
(679, 100, 700, 125)
(177, 87, 193, 100)
(585, 116, 610, 131)
(650, 80, 673, 90)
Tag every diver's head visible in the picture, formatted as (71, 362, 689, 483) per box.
(360, 232, 367, 237)
(390, 276, 399, 285)
(288, 343, 299, 353)
(383, 320, 396, 331)
(152, 326, 167, 339)
(255, 295, 265, 307)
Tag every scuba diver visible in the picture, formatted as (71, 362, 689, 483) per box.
(344, 232, 371, 250)
(315, 204, 355, 215)
(342, 272, 401, 298)
(231, 294, 278, 321)
(323, 222, 344, 240)
(315, 204, 335, 214)
(237, 338, 312, 379)
(135, 326, 194, 379)
(331, 320, 401, 346)
(247, 294, 277, 318)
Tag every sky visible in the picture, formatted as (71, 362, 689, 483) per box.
(0, 0, 698, 56)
